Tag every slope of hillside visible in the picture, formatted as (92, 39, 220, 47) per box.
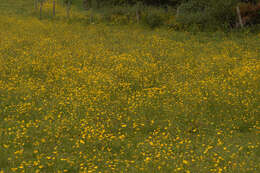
(0, 0, 259, 172)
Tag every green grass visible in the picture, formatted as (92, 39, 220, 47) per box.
(0, 0, 259, 172)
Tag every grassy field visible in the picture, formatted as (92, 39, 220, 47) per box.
(0, 0, 259, 172)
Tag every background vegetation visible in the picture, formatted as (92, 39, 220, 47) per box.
(28, 0, 260, 31)
(77, 0, 260, 31)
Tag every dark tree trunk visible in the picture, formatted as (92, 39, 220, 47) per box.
(40, 0, 43, 19)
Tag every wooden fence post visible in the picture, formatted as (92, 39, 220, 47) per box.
(136, 9, 140, 24)
(176, 6, 180, 18)
(40, 0, 43, 19)
(136, 2, 142, 24)
(67, 1, 71, 19)
(34, 0, 38, 10)
(236, 5, 244, 28)
(53, 0, 55, 17)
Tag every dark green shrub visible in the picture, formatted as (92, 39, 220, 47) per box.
(142, 7, 165, 28)
(143, 13, 163, 28)
(175, 0, 211, 30)
(207, 0, 238, 27)
(176, 0, 239, 31)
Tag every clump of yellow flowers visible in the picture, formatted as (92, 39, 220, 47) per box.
(0, 0, 259, 172)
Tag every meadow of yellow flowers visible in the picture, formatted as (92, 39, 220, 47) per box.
(0, 0, 259, 172)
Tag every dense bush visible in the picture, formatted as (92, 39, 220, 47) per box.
(175, 0, 239, 31)
(208, 0, 239, 26)
(175, 0, 209, 29)
(142, 7, 166, 28)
